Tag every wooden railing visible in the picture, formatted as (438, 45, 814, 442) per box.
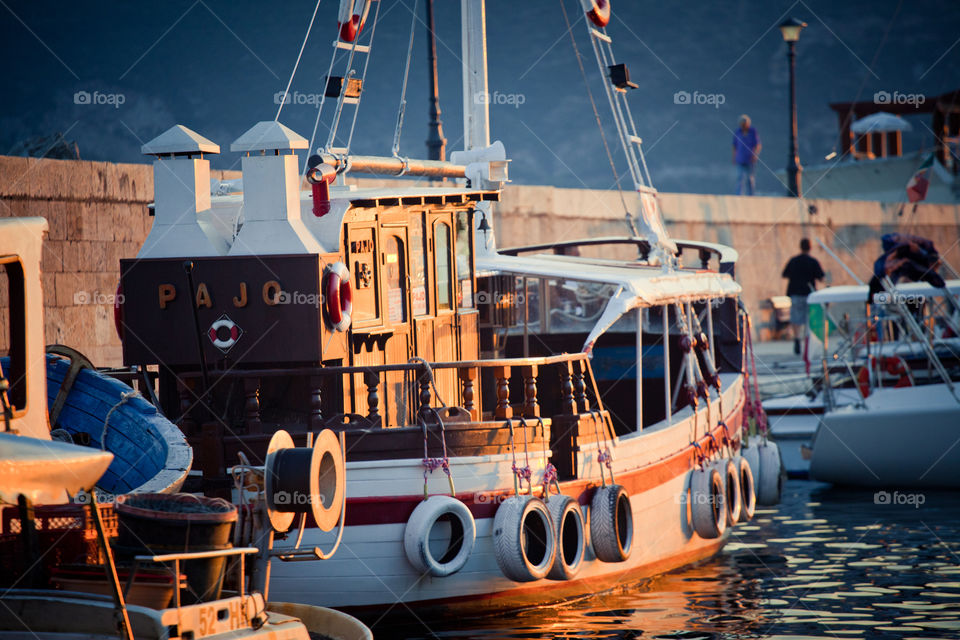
(176, 352, 608, 433)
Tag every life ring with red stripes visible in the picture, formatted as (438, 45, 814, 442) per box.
(882, 355, 913, 388)
(580, 0, 611, 27)
(338, 0, 371, 43)
(325, 261, 353, 332)
(857, 361, 872, 398)
(209, 318, 241, 350)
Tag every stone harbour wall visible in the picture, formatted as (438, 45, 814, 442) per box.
(1, 154, 958, 365)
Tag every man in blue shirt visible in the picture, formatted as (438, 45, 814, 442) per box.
(732, 114, 761, 195)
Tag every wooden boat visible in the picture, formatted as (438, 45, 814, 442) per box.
(113, 0, 776, 618)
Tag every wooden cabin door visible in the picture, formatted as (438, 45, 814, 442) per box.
(427, 214, 459, 406)
(381, 227, 414, 426)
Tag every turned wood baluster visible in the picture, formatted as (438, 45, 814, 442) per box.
(309, 375, 324, 429)
(573, 361, 587, 413)
(521, 364, 538, 417)
(243, 377, 262, 434)
(364, 370, 380, 421)
(493, 366, 512, 419)
(561, 361, 577, 414)
(458, 367, 478, 420)
(418, 368, 432, 422)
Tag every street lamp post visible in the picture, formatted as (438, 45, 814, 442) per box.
(780, 17, 806, 198)
(425, 0, 446, 162)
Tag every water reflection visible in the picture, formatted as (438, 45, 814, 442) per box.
(379, 481, 960, 639)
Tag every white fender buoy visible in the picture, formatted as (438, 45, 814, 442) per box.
(757, 440, 784, 506)
(546, 495, 586, 580)
(403, 495, 476, 577)
(312, 428, 346, 532)
(722, 458, 741, 526)
(690, 467, 726, 539)
(590, 484, 633, 562)
(493, 496, 556, 582)
(738, 456, 756, 521)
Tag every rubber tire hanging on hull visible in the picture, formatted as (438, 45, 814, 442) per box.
(690, 467, 727, 539)
(722, 458, 742, 526)
(493, 496, 556, 582)
(738, 456, 757, 521)
(757, 440, 784, 506)
(403, 495, 476, 577)
(546, 495, 586, 580)
(590, 484, 633, 562)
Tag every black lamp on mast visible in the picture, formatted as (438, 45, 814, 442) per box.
(780, 17, 806, 198)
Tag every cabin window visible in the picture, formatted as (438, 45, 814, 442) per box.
(0, 258, 27, 415)
(384, 234, 407, 324)
(409, 216, 428, 316)
(455, 211, 474, 309)
(435, 222, 452, 311)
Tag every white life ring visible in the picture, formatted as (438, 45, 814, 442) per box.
(589, 484, 633, 562)
(493, 496, 556, 582)
(546, 495, 585, 580)
(690, 467, 726, 539)
(324, 261, 353, 332)
(338, 0, 371, 43)
(721, 458, 742, 526)
(738, 456, 756, 521)
(403, 495, 476, 577)
(208, 317, 240, 350)
(579, 0, 611, 28)
(757, 440, 784, 506)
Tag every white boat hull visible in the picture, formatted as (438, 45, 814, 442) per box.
(809, 383, 960, 488)
(267, 377, 746, 614)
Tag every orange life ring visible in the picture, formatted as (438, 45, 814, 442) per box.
(338, 0, 371, 43)
(325, 262, 353, 332)
(580, 0, 611, 27)
(857, 362, 871, 398)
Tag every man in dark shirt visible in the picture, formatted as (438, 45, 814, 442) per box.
(782, 238, 825, 353)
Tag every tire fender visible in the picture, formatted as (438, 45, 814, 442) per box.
(403, 495, 476, 577)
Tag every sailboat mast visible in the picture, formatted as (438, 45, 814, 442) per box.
(461, 0, 490, 151)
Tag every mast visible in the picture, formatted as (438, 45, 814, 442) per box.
(461, 0, 490, 151)
(426, 0, 446, 161)
(460, 0, 497, 254)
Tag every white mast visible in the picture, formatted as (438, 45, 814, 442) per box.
(461, 0, 490, 151)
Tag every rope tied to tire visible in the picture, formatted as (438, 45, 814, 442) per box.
(512, 417, 535, 496)
(531, 416, 560, 500)
(420, 406, 455, 498)
(590, 410, 615, 485)
(692, 441, 706, 470)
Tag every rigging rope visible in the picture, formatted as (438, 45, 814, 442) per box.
(558, 0, 637, 236)
(392, 0, 419, 158)
(275, 0, 324, 122)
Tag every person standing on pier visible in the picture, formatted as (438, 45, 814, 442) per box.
(782, 238, 825, 354)
(732, 114, 761, 195)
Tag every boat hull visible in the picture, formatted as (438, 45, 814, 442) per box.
(266, 377, 744, 615)
(809, 383, 960, 488)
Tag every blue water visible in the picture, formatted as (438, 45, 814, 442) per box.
(382, 480, 960, 639)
